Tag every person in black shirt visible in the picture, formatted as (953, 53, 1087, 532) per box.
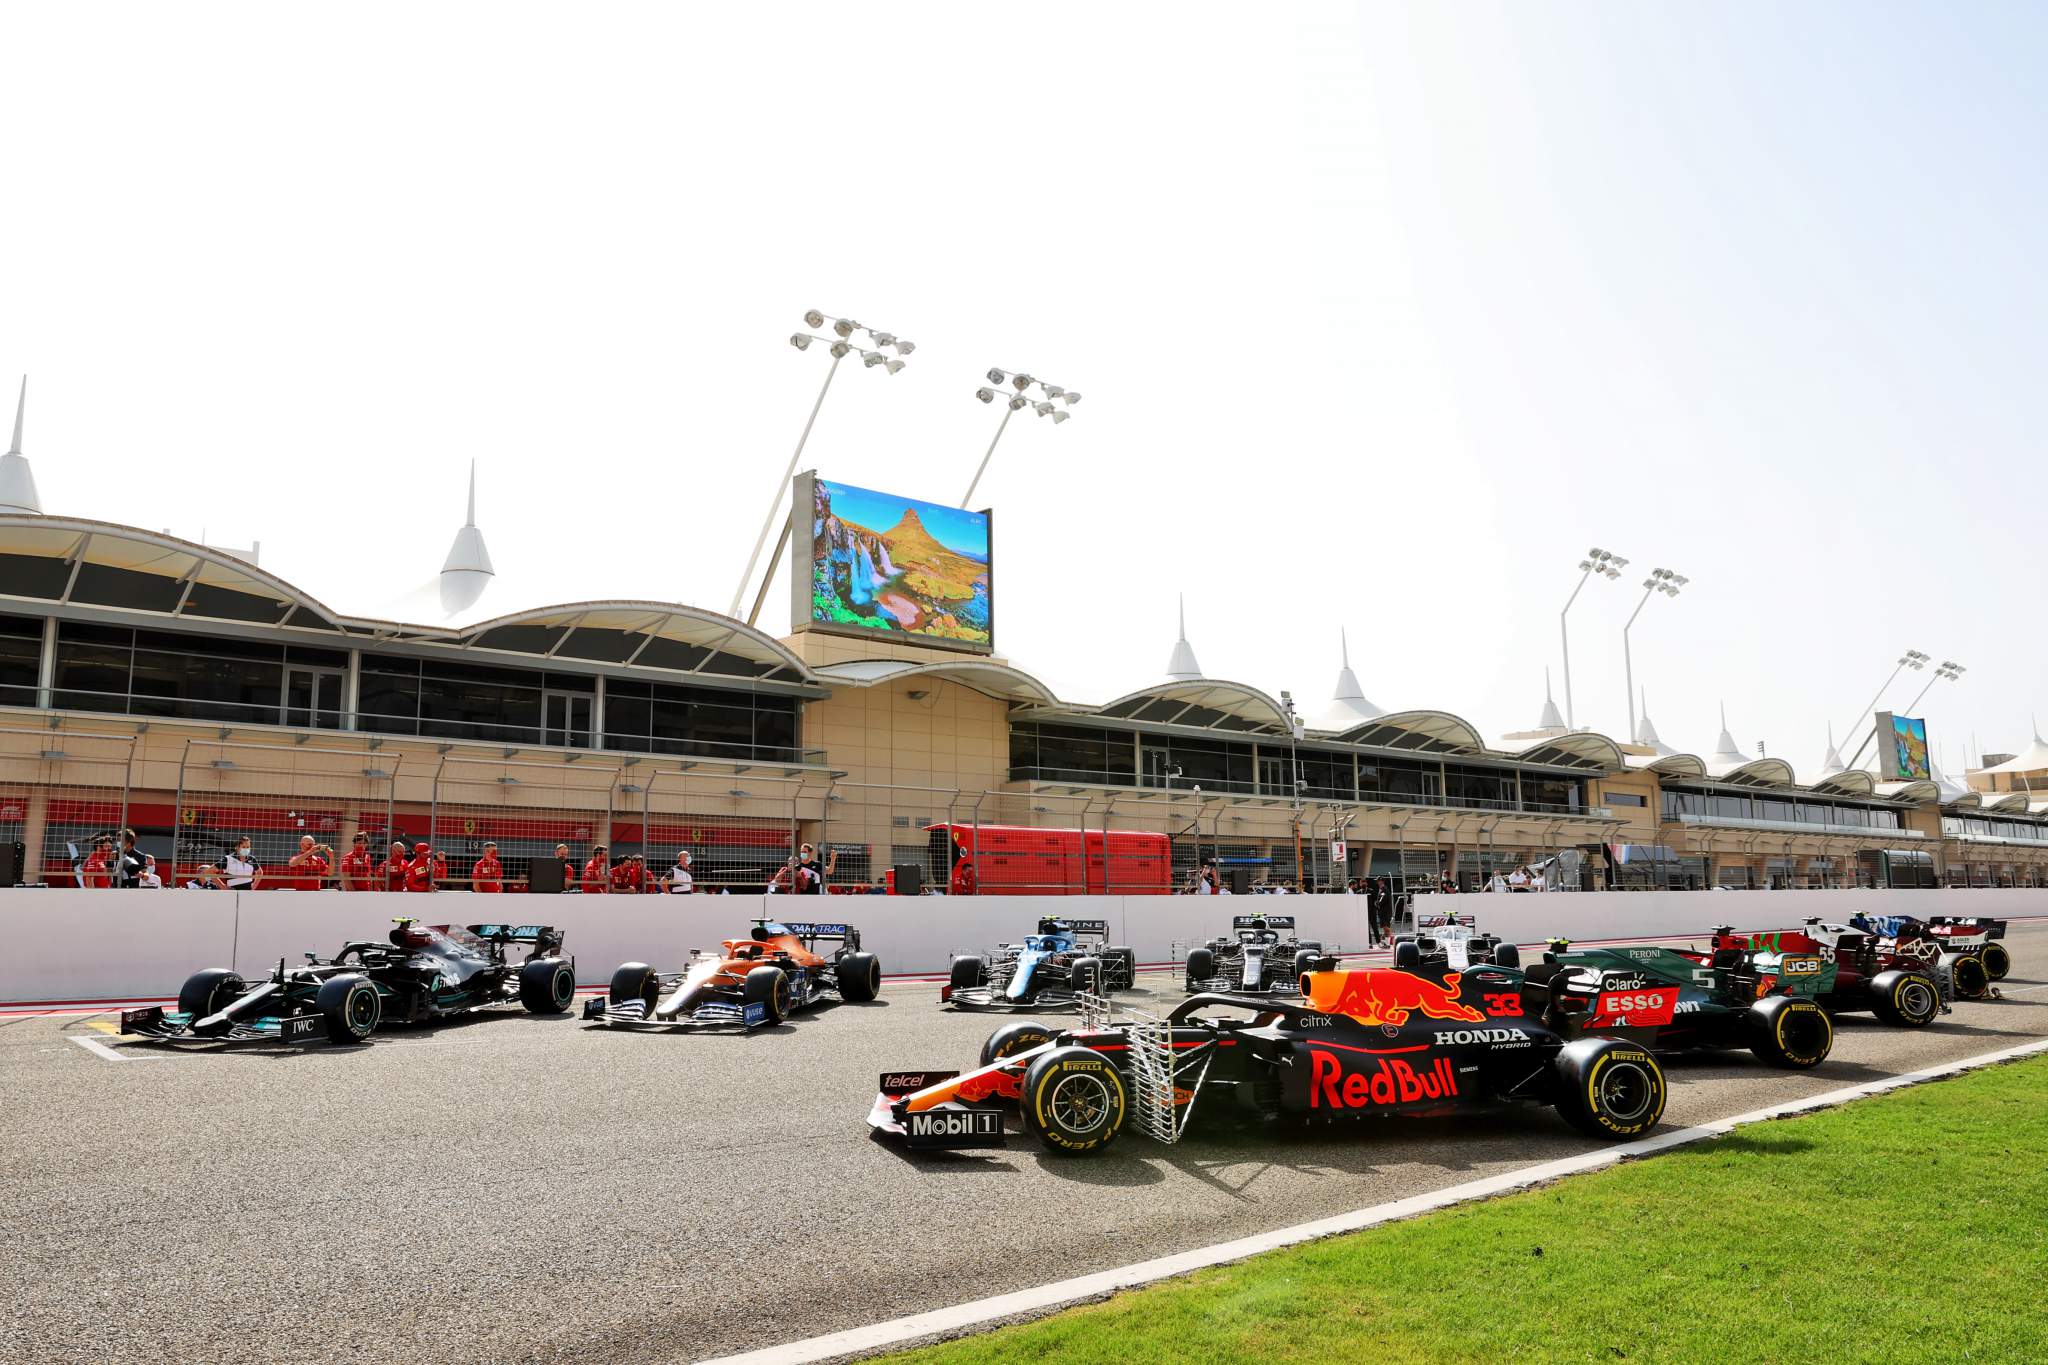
(113, 828, 146, 889)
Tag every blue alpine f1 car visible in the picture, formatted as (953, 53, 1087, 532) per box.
(944, 917, 1135, 1011)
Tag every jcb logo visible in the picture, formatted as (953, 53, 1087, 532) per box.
(1781, 956, 1824, 976)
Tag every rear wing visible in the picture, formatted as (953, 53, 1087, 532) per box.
(467, 923, 566, 954)
(468, 923, 558, 943)
(1232, 914, 1295, 930)
(770, 921, 863, 950)
(1417, 912, 1477, 931)
(1056, 918, 1109, 940)
(1927, 916, 2007, 938)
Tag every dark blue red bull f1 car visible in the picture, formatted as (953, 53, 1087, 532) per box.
(871, 962, 1668, 1155)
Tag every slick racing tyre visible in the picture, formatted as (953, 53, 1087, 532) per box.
(519, 958, 578, 1014)
(609, 962, 659, 1018)
(1070, 956, 1103, 995)
(1868, 970, 1942, 1028)
(1938, 952, 1990, 1002)
(1293, 949, 1319, 980)
(836, 951, 882, 1003)
(949, 955, 987, 992)
(315, 974, 381, 1043)
(1021, 1045, 1127, 1155)
(1393, 940, 1422, 971)
(1747, 995, 1833, 1069)
(1185, 947, 1216, 994)
(1980, 942, 2011, 982)
(1552, 1038, 1667, 1141)
(1105, 947, 1137, 990)
(979, 1019, 1056, 1066)
(177, 968, 246, 1036)
(1489, 942, 1522, 969)
(743, 965, 792, 1024)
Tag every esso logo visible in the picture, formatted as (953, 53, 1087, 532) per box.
(1604, 992, 1666, 1014)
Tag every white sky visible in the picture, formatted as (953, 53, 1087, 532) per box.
(6, 2, 2044, 776)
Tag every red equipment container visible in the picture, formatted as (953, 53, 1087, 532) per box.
(924, 822, 1171, 895)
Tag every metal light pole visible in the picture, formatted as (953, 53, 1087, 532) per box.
(1845, 660, 1964, 771)
(963, 370, 1080, 507)
(730, 310, 914, 623)
(1840, 650, 1926, 758)
(1560, 547, 1626, 729)
(1622, 568, 1687, 746)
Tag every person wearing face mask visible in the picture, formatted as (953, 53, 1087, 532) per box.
(218, 837, 260, 890)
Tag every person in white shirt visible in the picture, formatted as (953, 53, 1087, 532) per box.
(661, 850, 694, 894)
(1486, 872, 1509, 893)
(138, 854, 163, 889)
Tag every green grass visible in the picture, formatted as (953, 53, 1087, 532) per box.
(888, 1056, 2048, 1364)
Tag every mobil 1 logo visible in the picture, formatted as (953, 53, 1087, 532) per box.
(905, 1109, 1005, 1148)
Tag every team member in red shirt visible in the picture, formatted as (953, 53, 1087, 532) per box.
(339, 833, 375, 891)
(80, 836, 113, 889)
(582, 845, 611, 893)
(950, 852, 976, 897)
(286, 835, 328, 890)
(402, 841, 441, 893)
(382, 841, 410, 891)
(472, 842, 503, 894)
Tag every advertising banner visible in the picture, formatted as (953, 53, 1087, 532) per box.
(792, 473, 992, 653)
(1876, 711, 1931, 782)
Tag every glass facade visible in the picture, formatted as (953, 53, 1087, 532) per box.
(1661, 785, 1902, 830)
(0, 614, 40, 708)
(1011, 720, 1582, 814)
(2, 615, 804, 762)
(51, 621, 347, 728)
(1942, 814, 2048, 843)
(601, 678, 799, 763)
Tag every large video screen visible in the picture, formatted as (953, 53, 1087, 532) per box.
(793, 474, 992, 652)
(1877, 711, 1931, 782)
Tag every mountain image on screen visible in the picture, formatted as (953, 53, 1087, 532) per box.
(811, 480, 991, 646)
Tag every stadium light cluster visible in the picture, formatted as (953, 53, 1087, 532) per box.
(733, 309, 916, 621)
(789, 311, 915, 373)
(964, 369, 1083, 506)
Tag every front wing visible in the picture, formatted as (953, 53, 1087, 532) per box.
(118, 1005, 326, 1046)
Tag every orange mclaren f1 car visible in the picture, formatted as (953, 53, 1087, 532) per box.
(586, 920, 882, 1030)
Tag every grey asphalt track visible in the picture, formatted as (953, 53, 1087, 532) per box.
(4, 920, 2045, 1365)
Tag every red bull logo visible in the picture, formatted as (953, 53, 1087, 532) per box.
(1305, 969, 1485, 1026)
(951, 1068, 1025, 1105)
(1308, 1050, 1459, 1109)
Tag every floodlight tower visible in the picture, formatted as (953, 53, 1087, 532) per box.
(1622, 567, 1687, 746)
(962, 369, 1080, 507)
(1845, 660, 1965, 770)
(1559, 547, 1627, 730)
(730, 310, 914, 626)
(1838, 649, 1926, 760)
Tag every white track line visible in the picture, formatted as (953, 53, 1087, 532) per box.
(700, 1035, 2048, 1365)
(67, 1034, 151, 1063)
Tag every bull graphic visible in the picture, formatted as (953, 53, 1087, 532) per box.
(950, 1067, 1026, 1104)
(1305, 969, 1485, 1026)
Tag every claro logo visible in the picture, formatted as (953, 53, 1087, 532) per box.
(1308, 1051, 1459, 1108)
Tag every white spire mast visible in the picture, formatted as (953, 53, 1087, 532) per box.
(0, 375, 43, 515)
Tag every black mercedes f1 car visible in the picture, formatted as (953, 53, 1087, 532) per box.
(120, 920, 577, 1045)
(1183, 915, 1333, 995)
(870, 961, 1668, 1155)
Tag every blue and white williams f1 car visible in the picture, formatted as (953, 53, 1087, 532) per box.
(944, 917, 1136, 1011)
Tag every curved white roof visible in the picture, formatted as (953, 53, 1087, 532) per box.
(1096, 679, 1291, 734)
(811, 658, 1059, 705)
(1981, 733, 2048, 776)
(1331, 710, 1486, 754)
